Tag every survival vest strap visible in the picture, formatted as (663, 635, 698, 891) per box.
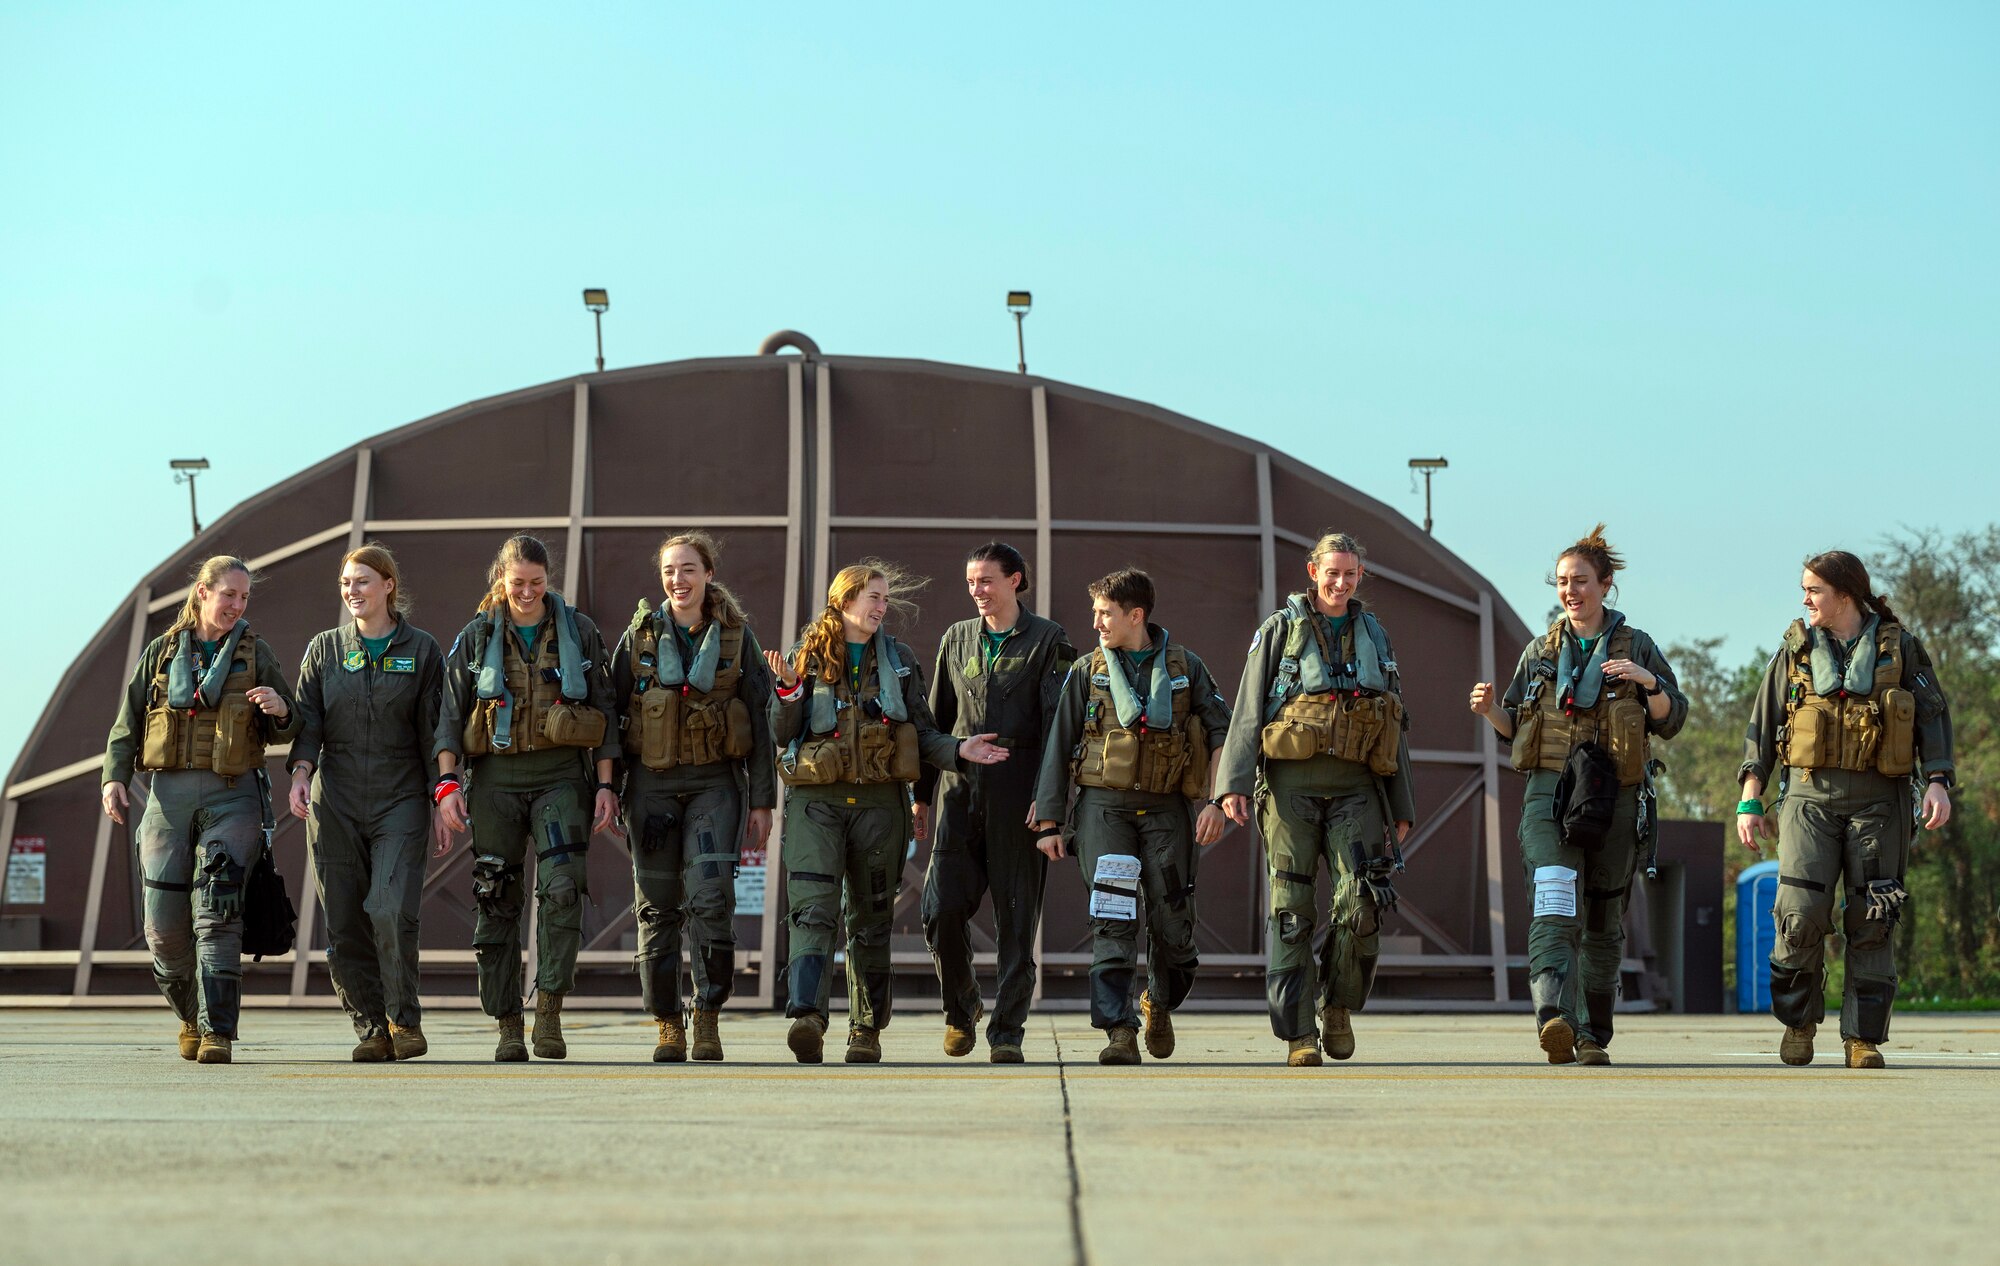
(1265, 598, 1397, 722)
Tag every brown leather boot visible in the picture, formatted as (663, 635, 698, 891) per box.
(177, 1020, 201, 1062)
(1844, 1038, 1886, 1069)
(1287, 1036, 1323, 1067)
(652, 1014, 688, 1063)
(1099, 1026, 1141, 1066)
(1575, 1037, 1611, 1066)
(196, 1034, 232, 1064)
(943, 1000, 985, 1057)
(389, 1023, 427, 1061)
(1319, 1005, 1355, 1061)
(532, 992, 566, 1060)
(845, 1025, 882, 1064)
(352, 1032, 395, 1062)
(1539, 1016, 1576, 1065)
(689, 1009, 724, 1062)
(787, 1013, 827, 1064)
(1780, 1024, 1816, 1066)
(1141, 994, 1175, 1059)
(494, 1014, 528, 1063)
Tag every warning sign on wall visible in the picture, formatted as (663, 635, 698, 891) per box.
(6, 838, 47, 905)
(736, 839, 767, 917)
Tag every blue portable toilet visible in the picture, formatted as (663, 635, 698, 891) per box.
(1736, 860, 1782, 1012)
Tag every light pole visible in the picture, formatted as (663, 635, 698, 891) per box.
(171, 458, 210, 537)
(1007, 290, 1032, 374)
(1408, 457, 1448, 535)
(582, 288, 609, 372)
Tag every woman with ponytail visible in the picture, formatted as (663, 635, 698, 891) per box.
(101, 556, 299, 1064)
(608, 531, 776, 1062)
(764, 560, 1009, 1064)
(1737, 550, 1954, 1070)
(1470, 525, 1685, 1066)
(433, 534, 620, 1063)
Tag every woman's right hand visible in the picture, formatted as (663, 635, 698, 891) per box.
(100, 782, 128, 825)
(1736, 812, 1773, 854)
(1220, 793, 1251, 826)
(287, 774, 312, 821)
(1469, 682, 1497, 715)
(763, 648, 800, 689)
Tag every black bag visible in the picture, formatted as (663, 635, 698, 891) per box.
(1553, 741, 1619, 853)
(241, 845, 297, 961)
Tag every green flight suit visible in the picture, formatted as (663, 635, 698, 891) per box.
(1214, 599, 1416, 1042)
(609, 614, 777, 1017)
(917, 612, 1077, 1049)
(1740, 621, 1953, 1044)
(1498, 615, 1684, 1047)
(1032, 627, 1233, 1032)
(104, 631, 300, 1040)
(435, 603, 618, 1018)
(770, 635, 961, 1030)
(290, 617, 444, 1041)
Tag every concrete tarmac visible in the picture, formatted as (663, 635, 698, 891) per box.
(3, 1009, 1997, 1265)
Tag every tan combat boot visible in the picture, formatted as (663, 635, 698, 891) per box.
(1320, 1005, 1355, 1061)
(495, 1014, 529, 1063)
(196, 1034, 232, 1064)
(389, 1023, 428, 1061)
(845, 1025, 882, 1064)
(652, 1014, 688, 1063)
(1844, 1038, 1886, 1069)
(177, 1020, 201, 1062)
(1779, 1023, 1816, 1066)
(352, 1032, 395, 1062)
(1575, 1037, 1611, 1066)
(1287, 1036, 1323, 1067)
(1099, 1026, 1141, 1066)
(787, 1013, 827, 1064)
(1141, 995, 1175, 1059)
(943, 1000, 984, 1057)
(1538, 1016, 1576, 1065)
(532, 992, 567, 1060)
(689, 1009, 724, 1062)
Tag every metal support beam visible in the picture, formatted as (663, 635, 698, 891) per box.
(756, 361, 809, 1009)
(76, 586, 151, 997)
(1255, 452, 1276, 618)
(1479, 590, 1510, 1001)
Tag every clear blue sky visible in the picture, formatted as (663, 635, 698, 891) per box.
(3, 3, 1994, 779)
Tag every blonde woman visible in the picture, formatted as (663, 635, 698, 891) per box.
(434, 534, 620, 1062)
(609, 531, 775, 1062)
(102, 556, 299, 1064)
(288, 543, 445, 1062)
(765, 561, 1008, 1064)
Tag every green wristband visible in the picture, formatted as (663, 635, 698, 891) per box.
(1736, 799, 1764, 816)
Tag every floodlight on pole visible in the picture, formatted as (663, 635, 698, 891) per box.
(1007, 290, 1032, 374)
(582, 289, 610, 372)
(171, 458, 210, 538)
(1408, 457, 1448, 535)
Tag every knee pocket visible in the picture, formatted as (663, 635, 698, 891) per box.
(789, 902, 837, 931)
(1779, 907, 1832, 950)
(848, 920, 892, 949)
(1274, 910, 1313, 945)
(1848, 918, 1892, 951)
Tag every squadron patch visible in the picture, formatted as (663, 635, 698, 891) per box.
(342, 650, 368, 672)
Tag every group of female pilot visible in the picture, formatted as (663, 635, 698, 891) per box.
(100, 523, 1953, 1071)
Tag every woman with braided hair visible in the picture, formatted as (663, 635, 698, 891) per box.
(1737, 550, 1954, 1069)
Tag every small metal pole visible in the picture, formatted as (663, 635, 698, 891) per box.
(593, 311, 605, 373)
(186, 473, 201, 537)
(1013, 311, 1027, 374)
(1422, 469, 1434, 535)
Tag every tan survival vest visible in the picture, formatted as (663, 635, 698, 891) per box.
(778, 644, 922, 787)
(1072, 645, 1211, 798)
(1258, 609, 1404, 777)
(461, 619, 606, 757)
(1509, 621, 1650, 787)
(1778, 619, 1916, 776)
(622, 615, 753, 771)
(139, 628, 266, 778)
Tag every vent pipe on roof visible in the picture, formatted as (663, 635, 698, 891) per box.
(758, 330, 821, 358)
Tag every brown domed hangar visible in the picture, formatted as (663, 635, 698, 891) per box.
(0, 334, 1720, 1012)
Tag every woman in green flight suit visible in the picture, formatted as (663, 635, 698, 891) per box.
(287, 543, 445, 1062)
(1470, 525, 1685, 1066)
(434, 533, 621, 1062)
(101, 555, 300, 1065)
(610, 531, 775, 1063)
(765, 560, 1010, 1065)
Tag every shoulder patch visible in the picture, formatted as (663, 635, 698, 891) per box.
(1248, 629, 1262, 652)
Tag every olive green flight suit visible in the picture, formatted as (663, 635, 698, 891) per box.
(770, 636, 961, 1030)
(1740, 623, 1953, 1044)
(918, 612, 1077, 1049)
(291, 618, 444, 1041)
(104, 632, 300, 1040)
(1214, 600, 1416, 1042)
(1033, 628, 1233, 1032)
(435, 604, 619, 1018)
(609, 615, 777, 1017)
(1498, 616, 1685, 1047)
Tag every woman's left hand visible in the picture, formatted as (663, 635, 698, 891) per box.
(1921, 782, 1952, 830)
(593, 788, 623, 837)
(745, 808, 773, 851)
(1602, 659, 1658, 691)
(245, 686, 289, 720)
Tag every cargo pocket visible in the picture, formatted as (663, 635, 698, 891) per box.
(209, 696, 259, 776)
(635, 688, 679, 770)
(1782, 699, 1830, 769)
(541, 702, 607, 749)
(141, 707, 179, 770)
(1179, 716, 1211, 798)
(722, 698, 754, 760)
(1260, 720, 1321, 762)
(889, 721, 921, 783)
(855, 723, 896, 784)
(1509, 704, 1544, 773)
(784, 736, 847, 786)
(1606, 697, 1647, 786)
(1366, 694, 1404, 777)
(1875, 689, 1915, 776)
(1098, 729, 1142, 789)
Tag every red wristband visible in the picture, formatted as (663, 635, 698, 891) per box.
(433, 777, 462, 805)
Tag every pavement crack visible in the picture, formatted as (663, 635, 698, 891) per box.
(1049, 1018, 1090, 1266)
